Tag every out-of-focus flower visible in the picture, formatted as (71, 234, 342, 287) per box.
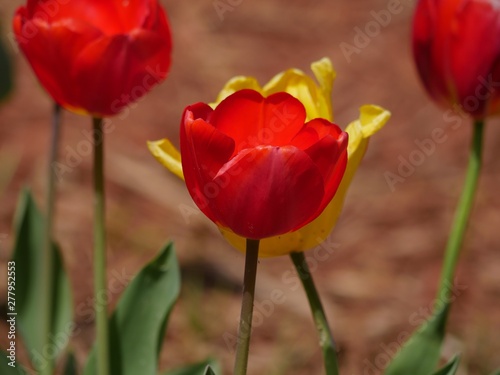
(178, 89, 348, 240)
(13, 0, 172, 117)
(413, 0, 500, 118)
(149, 58, 390, 256)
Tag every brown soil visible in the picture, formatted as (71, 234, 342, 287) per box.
(1, 1, 500, 374)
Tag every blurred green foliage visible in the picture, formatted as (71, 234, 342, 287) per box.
(0, 27, 13, 101)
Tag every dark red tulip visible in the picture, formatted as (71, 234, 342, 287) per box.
(180, 89, 348, 240)
(13, 0, 172, 117)
(413, 0, 500, 118)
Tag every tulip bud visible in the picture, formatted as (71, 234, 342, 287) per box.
(412, 0, 500, 118)
(13, 0, 172, 117)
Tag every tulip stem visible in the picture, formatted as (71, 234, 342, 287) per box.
(93, 117, 110, 375)
(290, 251, 339, 375)
(233, 239, 260, 375)
(40, 104, 61, 375)
(437, 119, 484, 305)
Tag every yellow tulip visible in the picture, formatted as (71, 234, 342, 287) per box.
(148, 58, 390, 257)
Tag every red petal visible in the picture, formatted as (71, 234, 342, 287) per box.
(180, 104, 235, 223)
(25, 0, 170, 35)
(71, 29, 171, 116)
(209, 145, 325, 239)
(13, 14, 102, 110)
(291, 118, 345, 150)
(210, 90, 307, 155)
(303, 133, 348, 215)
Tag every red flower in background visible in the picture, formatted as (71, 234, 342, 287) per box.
(413, 0, 500, 118)
(13, 0, 172, 117)
(181, 89, 348, 240)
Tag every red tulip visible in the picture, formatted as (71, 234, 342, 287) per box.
(412, 0, 500, 118)
(13, 0, 172, 117)
(181, 89, 348, 240)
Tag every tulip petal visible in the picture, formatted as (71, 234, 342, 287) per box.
(311, 58, 336, 114)
(71, 29, 170, 116)
(346, 105, 391, 156)
(147, 139, 184, 180)
(263, 59, 335, 121)
(221, 105, 390, 257)
(209, 146, 325, 239)
(211, 76, 263, 107)
(13, 16, 102, 111)
(42, 0, 159, 35)
(210, 90, 307, 155)
(303, 133, 348, 213)
(180, 104, 235, 223)
(291, 118, 345, 150)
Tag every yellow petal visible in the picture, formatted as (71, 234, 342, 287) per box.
(147, 139, 184, 180)
(311, 57, 336, 120)
(221, 105, 391, 257)
(262, 59, 334, 122)
(211, 76, 263, 107)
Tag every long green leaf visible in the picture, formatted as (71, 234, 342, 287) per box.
(384, 304, 449, 375)
(12, 189, 72, 372)
(431, 355, 460, 375)
(0, 350, 28, 374)
(164, 358, 221, 375)
(84, 242, 181, 375)
(489, 371, 500, 375)
(64, 352, 77, 375)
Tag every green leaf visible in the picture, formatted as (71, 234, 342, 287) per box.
(489, 371, 500, 375)
(0, 350, 28, 374)
(0, 33, 13, 101)
(431, 355, 460, 375)
(384, 304, 449, 375)
(163, 358, 221, 375)
(64, 352, 78, 375)
(84, 242, 181, 375)
(12, 189, 73, 371)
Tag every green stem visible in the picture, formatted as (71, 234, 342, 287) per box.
(290, 251, 339, 375)
(233, 239, 260, 375)
(40, 104, 61, 375)
(436, 120, 484, 305)
(93, 117, 109, 375)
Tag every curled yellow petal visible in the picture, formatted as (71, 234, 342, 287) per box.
(147, 139, 184, 180)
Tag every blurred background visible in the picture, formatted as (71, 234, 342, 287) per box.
(1, 0, 500, 374)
